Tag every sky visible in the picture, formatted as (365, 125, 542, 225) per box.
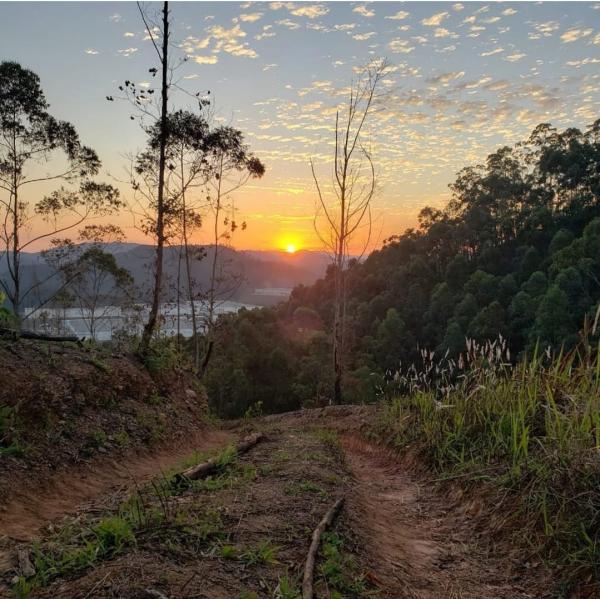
(1, 1, 599, 253)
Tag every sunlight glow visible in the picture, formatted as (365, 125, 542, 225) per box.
(286, 243, 297, 254)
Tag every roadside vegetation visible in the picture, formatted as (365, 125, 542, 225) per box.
(371, 333, 600, 591)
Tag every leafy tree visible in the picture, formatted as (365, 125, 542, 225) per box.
(530, 286, 575, 349)
(0, 61, 119, 321)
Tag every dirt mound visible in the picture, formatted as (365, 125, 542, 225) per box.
(0, 338, 209, 513)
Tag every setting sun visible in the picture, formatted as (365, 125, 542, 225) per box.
(286, 244, 297, 254)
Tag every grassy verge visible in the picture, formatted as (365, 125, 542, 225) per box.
(373, 342, 600, 590)
(11, 443, 245, 597)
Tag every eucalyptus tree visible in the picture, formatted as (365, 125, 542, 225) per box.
(133, 109, 211, 368)
(199, 125, 265, 375)
(0, 61, 121, 323)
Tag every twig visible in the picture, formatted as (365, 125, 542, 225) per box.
(302, 497, 345, 599)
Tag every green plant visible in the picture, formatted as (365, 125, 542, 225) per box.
(244, 401, 263, 419)
(93, 516, 135, 554)
(114, 430, 130, 448)
(241, 540, 279, 566)
(319, 532, 366, 596)
(219, 544, 237, 559)
(374, 342, 600, 581)
(275, 575, 301, 599)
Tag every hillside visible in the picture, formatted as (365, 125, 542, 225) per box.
(0, 246, 330, 309)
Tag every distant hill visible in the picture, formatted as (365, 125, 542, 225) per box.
(0, 244, 331, 308)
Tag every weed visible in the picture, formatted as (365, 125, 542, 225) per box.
(375, 339, 600, 580)
(219, 544, 237, 559)
(147, 391, 165, 406)
(114, 430, 130, 448)
(319, 532, 367, 596)
(244, 401, 263, 419)
(241, 540, 280, 566)
(275, 575, 301, 599)
(284, 480, 327, 497)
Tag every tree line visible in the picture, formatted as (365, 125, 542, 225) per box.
(204, 119, 600, 417)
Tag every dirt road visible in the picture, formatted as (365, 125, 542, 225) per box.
(0, 412, 553, 598)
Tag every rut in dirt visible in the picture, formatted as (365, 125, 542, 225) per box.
(342, 435, 541, 599)
(0, 430, 232, 541)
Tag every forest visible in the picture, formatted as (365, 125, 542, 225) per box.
(205, 119, 600, 417)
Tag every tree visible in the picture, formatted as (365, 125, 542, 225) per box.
(199, 125, 265, 376)
(139, 1, 170, 355)
(0, 61, 120, 322)
(311, 59, 388, 404)
(133, 109, 210, 367)
(44, 225, 133, 340)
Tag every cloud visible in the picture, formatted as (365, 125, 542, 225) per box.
(434, 28, 457, 38)
(353, 31, 377, 41)
(530, 21, 559, 39)
(453, 3, 464, 11)
(504, 52, 526, 62)
(334, 23, 356, 31)
(290, 4, 329, 18)
(201, 24, 259, 59)
(85, 48, 99, 55)
(118, 47, 138, 56)
(566, 57, 600, 67)
(428, 70, 465, 85)
(262, 63, 278, 70)
(594, 33, 600, 45)
(421, 12, 448, 27)
(194, 55, 218, 64)
(353, 5, 375, 18)
(388, 38, 415, 53)
(502, 8, 517, 16)
(124, 32, 135, 38)
(109, 13, 121, 22)
(560, 28, 593, 43)
(480, 47, 504, 56)
(386, 10, 409, 21)
(276, 19, 301, 29)
(239, 13, 263, 22)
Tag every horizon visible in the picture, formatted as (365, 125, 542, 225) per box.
(1, 1, 599, 253)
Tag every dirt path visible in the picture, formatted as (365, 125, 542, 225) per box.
(342, 435, 540, 599)
(0, 429, 232, 541)
(0, 414, 555, 597)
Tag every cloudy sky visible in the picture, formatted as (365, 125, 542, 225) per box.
(1, 1, 599, 252)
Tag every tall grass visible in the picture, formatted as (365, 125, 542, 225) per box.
(377, 334, 600, 582)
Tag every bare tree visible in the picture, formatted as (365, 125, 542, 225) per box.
(311, 60, 388, 404)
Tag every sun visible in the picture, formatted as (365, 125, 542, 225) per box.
(286, 243, 297, 254)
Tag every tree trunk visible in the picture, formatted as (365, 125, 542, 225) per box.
(140, 0, 169, 355)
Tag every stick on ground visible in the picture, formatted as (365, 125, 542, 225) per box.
(302, 496, 345, 599)
(177, 432, 264, 481)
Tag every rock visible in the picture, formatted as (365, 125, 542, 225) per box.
(17, 549, 35, 578)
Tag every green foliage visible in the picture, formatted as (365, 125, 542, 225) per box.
(319, 532, 367, 596)
(241, 540, 279, 566)
(375, 347, 600, 576)
(143, 337, 187, 374)
(202, 120, 600, 415)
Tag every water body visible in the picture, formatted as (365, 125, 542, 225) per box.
(22, 301, 258, 341)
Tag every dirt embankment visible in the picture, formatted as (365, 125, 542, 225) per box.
(0, 339, 212, 528)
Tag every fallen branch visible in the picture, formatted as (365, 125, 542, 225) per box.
(178, 432, 264, 481)
(0, 326, 82, 344)
(302, 496, 345, 599)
